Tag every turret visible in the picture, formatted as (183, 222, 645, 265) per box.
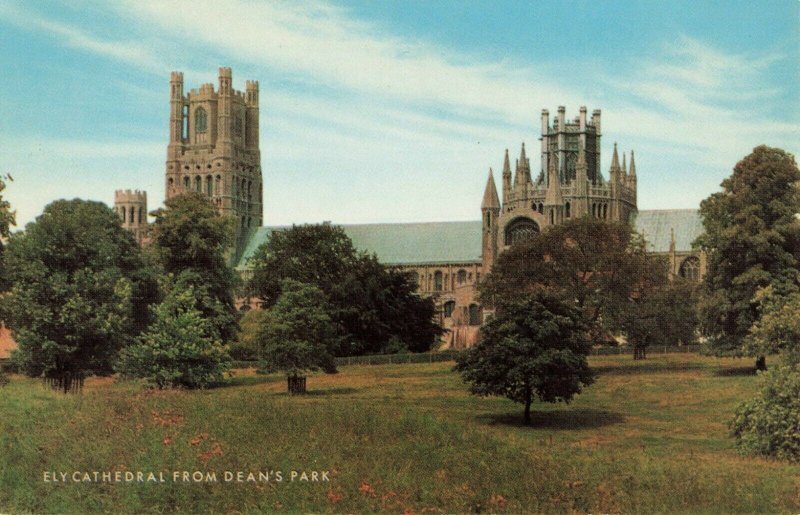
(540, 109, 550, 178)
(574, 140, 589, 217)
(501, 149, 512, 203)
(217, 67, 233, 155)
(544, 156, 563, 226)
(114, 189, 148, 245)
(169, 71, 184, 145)
(245, 80, 260, 152)
(513, 143, 531, 190)
(481, 168, 501, 271)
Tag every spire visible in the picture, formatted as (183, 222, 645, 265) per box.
(482, 168, 501, 210)
(629, 149, 637, 177)
(610, 142, 621, 172)
(622, 152, 627, 175)
(514, 142, 531, 188)
(501, 148, 512, 202)
(544, 154, 562, 206)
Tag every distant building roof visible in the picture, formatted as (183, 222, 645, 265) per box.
(237, 209, 704, 269)
(633, 209, 704, 253)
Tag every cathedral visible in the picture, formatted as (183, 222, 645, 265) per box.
(116, 68, 706, 349)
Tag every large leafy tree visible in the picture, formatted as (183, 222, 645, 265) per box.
(247, 223, 440, 355)
(257, 279, 339, 393)
(695, 146, 800, 368)
(2, 199, 156, 377)
(150, 192, 239, 342)
(455, 291, 595, 424)
(481, 217, 652, 343)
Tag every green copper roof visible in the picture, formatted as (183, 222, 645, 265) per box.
(236, 221, 483, 269)
(633, 209, 704, 253)
(237, 210, 703, 269)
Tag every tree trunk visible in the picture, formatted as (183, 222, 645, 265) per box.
(287, 375, 307, 395)
(633, 346, 647, 360)
(524, 394, 532, 425)
(755, 356, 767, 372)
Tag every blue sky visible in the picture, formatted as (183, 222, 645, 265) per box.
(1, 0, 798, 228)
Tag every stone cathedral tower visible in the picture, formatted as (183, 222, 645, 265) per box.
(165, 68, 263, 256)
(114, 189, 148, 245)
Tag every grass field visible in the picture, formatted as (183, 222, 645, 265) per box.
(1, 353, 798, 513)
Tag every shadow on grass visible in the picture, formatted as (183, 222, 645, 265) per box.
(305, 387, 359, 396)
(713, 366, 757, 377)
(477, 408, 624, 429)
(224, 374, 282, 387)
(594, 362, 706, 376)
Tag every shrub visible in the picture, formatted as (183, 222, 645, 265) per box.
(730, 365, 800, 462)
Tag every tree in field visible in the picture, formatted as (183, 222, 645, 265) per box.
(621, 257, 699, 359)
(745, 285, 800, 366)
(695, 146, 800, 370)
(455, 291, 595, 424)
(231, 309, 267, 360)
(247, 223, 440, 355)
(150, 192, 239, 342)
(116, 285, 231, 388)
(257, 279, 339, 394)
(2, 199, 157, 378)
(482, 217, 654, 344)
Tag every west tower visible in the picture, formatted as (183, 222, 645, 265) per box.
(165, 68, 263, 256)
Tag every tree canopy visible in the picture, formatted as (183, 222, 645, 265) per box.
(149, 192, 239, 342)
(482, 217, 653, 342)
(257, 279, 339, 392)
(695, 145, 800, 361)
(455, 291, 595, 424)
(2, 199, 156, 377)
(247, 223, 441, 355)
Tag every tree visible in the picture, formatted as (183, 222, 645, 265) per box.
(455, 292, 595, 424)
(116, 285, 231, 388)
(695, 146, 800, 370)
(150, 192, 239, 342)
(745, 285, 800, 366)
(0, 173, 16, 290)
(2, 199, 156, 379)
(257, 279, 339, 394)
(481, 217, 653, 344)
(248, 223, 440, 355)
(620, 258, 699, 359)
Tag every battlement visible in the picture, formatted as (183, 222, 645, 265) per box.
(245, 80, 259, 91)
(114, 189, 147, 204)
(218, 67, 232, 78)
(170, 71, 184, 83)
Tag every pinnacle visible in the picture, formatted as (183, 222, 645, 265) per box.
(481, 168, 501, 209)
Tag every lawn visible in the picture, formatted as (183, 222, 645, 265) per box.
(0, 353, 798, 513)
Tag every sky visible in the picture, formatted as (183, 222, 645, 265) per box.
(0, 0, 798, 229)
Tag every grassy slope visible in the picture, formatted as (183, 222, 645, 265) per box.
(0, 354, 798, 513)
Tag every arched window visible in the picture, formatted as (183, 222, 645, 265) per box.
(457, 269, 467, 284)
(129, 206, 135, 224)
(538, 202, 544, 214)
(183, 176, 190, 189)
(195, 107, 207, 132)
(443, 301, 455, 318)
(592, 203, 596, 218)
(602, 203, 608, 219)
(194, 175, 202, 192)
(121, 206, 126, 223)
(408, 271, 419, 288)
(504, 217, 540, 245)
(549, 209, 554, 225)
(168, 178, 174, 189)
(565, 201, 571, 218)
(206, 175, 213, 195)
(679, 256, 701, 281)
(485, 211, 491, 226)
(138, 206, 144, 224)
(434, 271, 443, 291)
(468, 304, 481, 326)
(215, 175, 221, 195)
(181, 104, 188, 140)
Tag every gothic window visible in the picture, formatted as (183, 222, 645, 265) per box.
(679, 256, 701, 281)
(485, 211, 491, 226)
(138, 207, 144, 224)
(504, 217, 540, 246)
(602, 203, 608, 219)
(181, 104, 188, 140)
(206, 175, 213, 195)
(550, 209, 554, 225)
(121, 206, 126, 223)
(215, 175, 221, 195)
(592, 203, 596, 218)
(194, 176, 202, 192)
(468, 304, 481, 326)
(538, 202, 544, 214)
(457, 269, 467, 284)
(183, 176, 190, 189)
(129, 207, 135, 224)
(168, 178, 174, 189)
(434, 271, 443, 291)
(195, 107, 208, 132)
(408, 271, 419, 287)
(565, 201, 571, 218)
(443, 301, 455, 318)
